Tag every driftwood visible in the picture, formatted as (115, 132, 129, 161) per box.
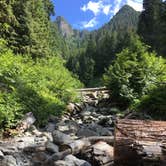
(114, 119, 166, 166)
(16, 112, 36, 132)
(45, 136, 114, 164)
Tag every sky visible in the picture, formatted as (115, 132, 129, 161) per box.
(52, 0, 143, 30)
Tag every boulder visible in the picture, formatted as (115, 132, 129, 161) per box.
(54, 160, 66, 166)
(85, 106, 96, 113)
(67, 103, 76, 113)
(64, 155, 91, 166)
(97, 116, 113, 127)
(55, 120, 79, 135)
(92, 141, 114, 165)
(46, 123, 56, 132)
(32, 152, 48, 163)
(46, 142, 59, 153)
(96, 124, 112, 136)
(0, 145, 18, 154)
(52, 130, 72, 145)
(87, 123, 113, 136)
(77, 128, 98, 137)
(0, 155, 17, 166)
(80, 110, 91, 117)
(0, 150, 4, 159)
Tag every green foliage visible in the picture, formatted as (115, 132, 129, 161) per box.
(103, 36, 166, 108)
(0, 0, 17, 39)
(65, 5, 140, 86)
(138, 85, 166, 120)
(0, 46, 82, 128)
(0, 39, 9, 54)
(24, 0, 51, 58)
(1, 0, 165, 128)
(0, 0, 84, 130)
(0, 0, 56, 58)
(138, 0, 166, 56)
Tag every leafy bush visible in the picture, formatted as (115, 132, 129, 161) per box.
(103, 35, 166, 109)
(0, 43, 82, 128)
(138, 85, 166, 120)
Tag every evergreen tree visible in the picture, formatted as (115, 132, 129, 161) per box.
(24, 0, 51, 58)
(0, 0, 17, 46)
(11, 0, 30, 54)
(93, 32, 117, 76)
(103, 35, 166, 108)
(138, 0, 166, 56)
(42, 0, 55, 19)
(0, 0, 55, 58)
(159, 1, 166, 56)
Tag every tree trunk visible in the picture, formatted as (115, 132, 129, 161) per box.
(45, 136, 114, 164)
(114, 119, 166, 166)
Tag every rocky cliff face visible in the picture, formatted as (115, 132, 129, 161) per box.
(54, 16, 90, 51)
(55, 16, 74, 38)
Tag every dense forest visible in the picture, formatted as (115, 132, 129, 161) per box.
(0, 0, 166, 130)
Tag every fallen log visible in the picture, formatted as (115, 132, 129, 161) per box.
(76, 87, 108, 92)
(114, 119, 166, 166)
(44, 136, 114, 164)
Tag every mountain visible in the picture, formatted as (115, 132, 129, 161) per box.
(54, 16, 90, 56)
(53, 5, 141, 85)
(101, 5, 140, 33)
(55, 16, 89, 40)
(55, 16, 74, 38)
(92, 5, 140, 43)
(55, 5, 140, 49)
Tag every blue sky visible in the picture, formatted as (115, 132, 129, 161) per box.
(52, 0, 143, 30)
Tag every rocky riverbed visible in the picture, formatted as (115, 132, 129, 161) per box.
(0, 90, 118, 166)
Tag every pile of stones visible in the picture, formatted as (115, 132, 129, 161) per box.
(0, 89, 117, 166)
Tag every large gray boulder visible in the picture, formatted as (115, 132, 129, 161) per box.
(46, 142, 59, 153)
(77, 123, 112, 137)
(52, 130, 73, 145)
(77, 128, 98, 137)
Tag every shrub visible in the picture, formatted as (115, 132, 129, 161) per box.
(103, 35, 166, 109)
(0, 44, 82, 128)
(138, 85, 166, 120)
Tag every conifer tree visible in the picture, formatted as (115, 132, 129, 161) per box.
(24, 0, 51, 58)
(138, 0, 166, 56)
(0, 0, 17, 44)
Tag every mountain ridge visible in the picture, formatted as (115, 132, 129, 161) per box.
(55, 5, 140, 37)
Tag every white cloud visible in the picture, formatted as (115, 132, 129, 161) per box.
(79, 0, 143, 29)
(103, 5, 111, 15)
(81, 5, 87, 12)
(81, 17, 98, 28)
(111, 0, 123, 15)
(111, 0, 143, 15)
(126, 0, 143, 11)
(81, 1, 102, 15)
(81, 0, 112, 16)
